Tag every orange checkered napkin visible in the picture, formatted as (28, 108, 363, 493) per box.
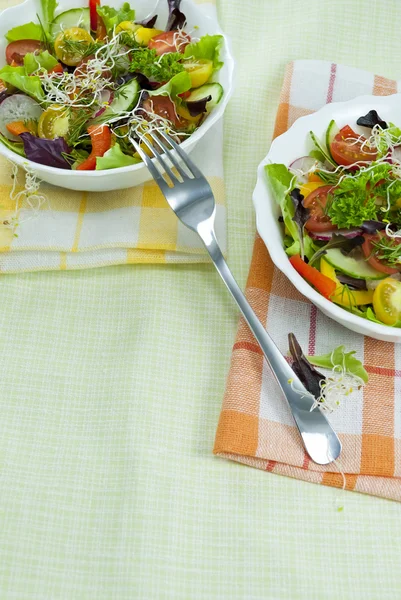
(214, 60, 401, 502)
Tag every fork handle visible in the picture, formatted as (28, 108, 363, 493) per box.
(197, 221, 341, 465)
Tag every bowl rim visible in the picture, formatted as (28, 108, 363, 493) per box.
(253, 92, 401, 341)
(0, 0, 235, 177)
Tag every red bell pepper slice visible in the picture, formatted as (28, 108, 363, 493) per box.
(76, 125, 111, 171)
(289, 255, 337, 300)
(89, 0, 101, 32)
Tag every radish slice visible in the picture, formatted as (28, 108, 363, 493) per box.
(289, 156, 322, 182)
(93, 90, 114, 118)
(309, 228, 363, 241)
(0, 94, 43, 141)
(392, 146, 401, 163)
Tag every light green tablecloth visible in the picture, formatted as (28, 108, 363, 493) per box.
(1, 0, 401, 597)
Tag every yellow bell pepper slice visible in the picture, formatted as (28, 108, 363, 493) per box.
(299, 181, 326, 198)
(320, 258, 374, 308)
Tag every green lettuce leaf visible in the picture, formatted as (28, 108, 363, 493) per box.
(149, 71, 192, 100)
(306, 345, 368, 383)
(183, 34, 224, 70)
(23, 50, 58, 74)
(5, 22, 43, 42)
(0, 132, 26, 157)
(0, 66, 44, 102)
(285, 235, 316, 260)
(41, 0, 58, 27)
(97, 2, 135, 34)
(96, 144, 140, 170)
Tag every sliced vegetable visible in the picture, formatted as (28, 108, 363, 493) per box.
(324, 247, 387, 280)
(320, 258, 374, 307)
(186, 83, 223, 112)
(325, 119, 339, 162)
(38, 105, 70, 139)
(148, 30, 190, 56)
(309, 130, 337, 168)
(20, 132, 71, 169)
(308, 233, 365, 266)
(329, 124, 377, 166)
(5, 121, 30, 136)
(372, 278, 401, 325)
(362, 233, 399, 275)
(97, 78, 140, 122)
(289, 254, 337, 300)
(90, 0, 101, 31)
(54, 27, 94, 67)
(303, 185, 336, 232)
(183, 59, 213, 88)
(51, 8, 90, 37)
(6, 40, 44, 66)
(0, 94, 43, 141)
(76, 125, 111, 170)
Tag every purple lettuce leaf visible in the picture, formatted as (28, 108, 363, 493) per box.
(186, 95, 212, 116)
(136, 15, 158, 28)
(166, 0, 186, 30)
(20, 133, 71, 169)
(288, 333, 324, 399)
(357, 110, 388, 130)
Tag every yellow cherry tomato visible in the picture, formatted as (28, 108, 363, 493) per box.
(38, 105, 70, 139)
(54, 27, 94, 67)
(183, 59, 213, 88)
(134, 27, 164, 45)
(115, 21, 140, 34)
(373, 277, 401, 325)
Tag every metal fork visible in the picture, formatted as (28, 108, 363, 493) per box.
(131, 130, 341, 465)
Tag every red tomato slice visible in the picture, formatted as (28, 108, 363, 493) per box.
(148, 30, 190, 56)
(330, 125, 377, 166)
(6, 40, 43, 66)
(142, 96, 183, 128)
(362, 233, 399, 274)
(303, 185, 337, 232)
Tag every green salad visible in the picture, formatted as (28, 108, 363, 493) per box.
(0, 0, 224, 170)
(266, 110, 401, 328)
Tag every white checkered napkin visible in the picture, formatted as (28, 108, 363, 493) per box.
(0, 0, 226, 273)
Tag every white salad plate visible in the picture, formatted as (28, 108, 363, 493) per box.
(253, 93, 401, 343)
(0, 0, 234, 191)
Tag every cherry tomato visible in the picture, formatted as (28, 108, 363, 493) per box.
(330, 125, 377, 166)
(373, 278, 401, 325)
(362, 233, 399, 275)
(6, 40, 43, 66)
(142, 96, 183, 128)
(54, 27, 94, 67)
(303, 185, 336, 232)
(148, 30, 190, 56)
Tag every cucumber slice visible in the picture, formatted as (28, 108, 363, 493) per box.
(103, 79, 140, 118)
(186, 83, 223, 112)
(51, 8, 90, 37)
(325, 119, 340, 162)
(324, 248, 387, 280)
(309, 130, 337, 168)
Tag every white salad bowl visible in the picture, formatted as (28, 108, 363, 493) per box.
(0, 0, 234, 191)
(253, 93, 401, 343)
